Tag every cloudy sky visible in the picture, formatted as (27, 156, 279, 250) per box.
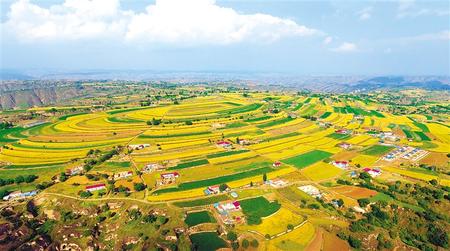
(1, 0, 449, 75)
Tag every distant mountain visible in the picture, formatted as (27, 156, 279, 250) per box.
(0, 70, 33, 80)
(349, 76, 450, 92)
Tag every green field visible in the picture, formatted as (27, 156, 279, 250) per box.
(207, 150, 249, 159)
(239, 196, 281, 225)
(154, 166, 274, 194)
(256, 117, 295, 129)
(282, 150, 333, 169)
(362, 145, 394, 156)
(168, 159, 209, 170)
(326, 132, 351, 140)
(319, 111, 332, 119)
(245, 115, 272, 122)
(189, 232, 228, 251)
(173, 194, 230, 207)
(184, 211, 216, 227)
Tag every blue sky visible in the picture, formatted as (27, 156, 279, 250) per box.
(1, 0, 449, 75)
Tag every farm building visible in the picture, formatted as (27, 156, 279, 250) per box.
(161, 172, 179, 180)
(331, 161, 349, 169)
(337, 142, 352, 149)
(214, 201, 241, 214)
(143, 163, 164, 173)
(216, 141, 232, 149)
(272, 161, 282, 167)
(86, 183, 106, 192)
(363, 168, 382, 177)
(204, 185, 220, 195)
(379, 131, 399, 142)
(128, 144, 150, 150)
(298, 185, 322, 199)
(352, 206, 367, 214)
(159, 172, 180, 185)
(65, 166, 83, 176)
(238, 139, 252, 145)
(335, 129, 350, 134)
(268, 179, 288, 188)
(114, 171, 133, 180)
(3, 190, 38, 201)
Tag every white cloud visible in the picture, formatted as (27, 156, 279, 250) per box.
(400, 30, 450, 42)
(323, 36, 333, 45)
(357, 7, 372, 20)
(3, 0, 322, 44)
(331, 42, 358, 53)
(397, 0, 449, 18)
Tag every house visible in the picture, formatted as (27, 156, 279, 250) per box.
(238, 139, 252, 145)
(337, 142, 352, 150)
(161, 172, 179, 180)
(3, 190, 38, 201)
(86, 183, 106, 192)
(114, 171, 132, 180)
(331, 161, 349, 169)
(268, 179, 288, 188)
(298, 185, 322, 199)
(65, 166, 83, 176)
(379, 131, 399, 142)
(363, 168, 381, 177)
(143, 163, 164, 173)
(216, 141, 232, 148)
(350, 171, 358, 178)
(230, 192, 238, 198)
(204, 185, 220, 195)
(335, 129, 349, 134)
(352, 206, 366, 214)
(128, 144, 150, 150)
(272, 161, 282, 167)
(214, 200, 241, 214)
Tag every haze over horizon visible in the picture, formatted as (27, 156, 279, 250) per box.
(1, 0, 449, 75)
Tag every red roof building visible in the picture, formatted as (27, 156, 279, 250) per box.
(161, 172, 180, 179)
(86, 183, 106, 192)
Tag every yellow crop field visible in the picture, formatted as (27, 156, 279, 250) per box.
(1, 87, 449, 251)
(351, 154, 379, 167)
(267, 222, 315, 251)
(238, 208, 303, 236)
(383, 167, 450, 186)
(301, 162, 344, 181)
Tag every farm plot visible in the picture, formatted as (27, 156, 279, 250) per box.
(239, 196, 281, 225)
(267, 222, 315, 251)
(238, 207, 303, 236)
(331, 185, 378, 199)
(189, 232, 228, 251)
(153, 166, 274, 194)
(184, 211, 216, 227)
(281, 150, 333, 169)
(361, 145, 394, 156)
(301, 162, 344, 181)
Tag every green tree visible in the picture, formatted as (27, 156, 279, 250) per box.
(263, 173, 267, 182)
(227, 231, 238, 241)
(80, 191, 92, 198)
(134, 183, 146, 191)
(250, 239, 259, 248)
(242, 239, 249, 249)
(348, 236, 362, 248)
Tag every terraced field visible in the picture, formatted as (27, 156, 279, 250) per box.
(1, 90, 449, 251)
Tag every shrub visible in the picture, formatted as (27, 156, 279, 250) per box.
(227, 231, 238, 241)
(348, 236, 362, 248)
(242, 239, 249, 249)
(134, 183, 146, 191)
(80, 191, 92, 198)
